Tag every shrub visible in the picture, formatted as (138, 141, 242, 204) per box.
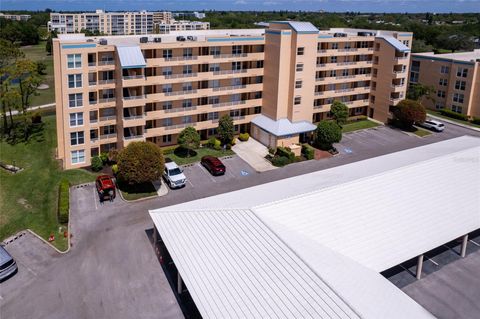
(226, 143, 232, 150)
(238, 132, 250, 141)
(178, 127, 201, 155)
(213, 138, 222, 150)
(91, 156, 103, 172)
(302, 144, 315, 160)
(392, 99, 426, 129)
(230, 138, 236, 146)
(162, 145, 177, 155)
(276, 146, 295, 162)
(217, 114, 234, 145)
(440, 109, 469, 121)
(471, 117, 480, 125)
(111, 164, 119, 175)
(268, 147, 276, 155)
(108, 149, 118, 163)
(314, 121, 342, 150)
(58, 179, 70, 224)
(271, 156, 290, 167)
(31, 112, 42, 124)
(207, 136, 217, 147)
(117, 142, 165, 184)
(330, 100, 349, 126)
(99, 152, 109, 164)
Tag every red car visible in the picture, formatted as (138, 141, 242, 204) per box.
(96, 175, 116, 202)
(201, 156, 226, 176)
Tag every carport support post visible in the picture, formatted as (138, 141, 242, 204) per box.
(177, 272, 183, 294)
(460, 234, 469, 258)
(416, 254, 424, 280)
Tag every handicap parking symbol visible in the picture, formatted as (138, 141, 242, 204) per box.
(344, 147, 353, 154)
(240, 170, 250, 176)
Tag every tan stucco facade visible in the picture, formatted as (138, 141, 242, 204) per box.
(54, 23, 411, 169)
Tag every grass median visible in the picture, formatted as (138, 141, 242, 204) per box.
(342, 119, 380, 133)
(164, 146, 235, 166)
(0, 114, 95, 251)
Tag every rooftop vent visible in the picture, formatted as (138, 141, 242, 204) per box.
(140, 37, 148, 43)
(99, 38, 108, 45)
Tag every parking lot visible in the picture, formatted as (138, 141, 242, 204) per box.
(1, 121, 479, 319)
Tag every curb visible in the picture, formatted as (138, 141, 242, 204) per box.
(26, 228, 70, 254)
(427, 114, 480, 132)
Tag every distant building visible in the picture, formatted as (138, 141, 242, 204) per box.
(410, 50, 480, 117)
(47, 10, 209, 35)
(173, 12, 206, 19)
(0, 13, 31, 21)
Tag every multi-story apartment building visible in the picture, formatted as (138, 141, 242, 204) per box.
(53, 21, 412, 169)
(410, 50, 480, 117)
(48, 10, 209, 35)
(0, 13, 31, 21)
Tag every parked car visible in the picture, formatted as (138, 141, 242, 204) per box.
(0, 245, 18, 282)
(96, 175, 116, 202)
(419, 119, 445, 132)
(201, 156, 226, 176)
(163, 161, 187, 188)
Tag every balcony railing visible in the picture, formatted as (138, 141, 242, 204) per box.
(123, 75, 144, 80)
(100, 133, 117, 140)
(89, 100, 98, 105)
(213, 69, 248, 75)
(213, 53, 248, 59)
(314, 91, 324, 96)
(98, 97, 115, 103)
(89, 81, 97, 86)
(91, 137, 99, 143)
(124, 114, 145, 120)
(123, 95, 145, 100)
(98, 60, 115, 66)
(393, 70, 406, 74)
(100, 115, 117, 121)
(334, 88, 355, 93)
(212, 100, 246, 108)
(213, 85, 246, 92)
(164, 106, 197, 113)
(164, 123, 196, 130)
(164, 73, 197, 79)
(164, 89, 197, 96)
(90, 118, 98, 124)
(231, 115, 246, 121)
(123, 134, 145, 140)
(164, 56, 198, 62)
(98, 79, 115, 85)
(88, 62, 96, 67)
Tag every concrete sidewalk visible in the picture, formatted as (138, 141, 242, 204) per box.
(8, 103, 55, 116)
(427, 113, 480, 132)
(232, 138, 277, 172)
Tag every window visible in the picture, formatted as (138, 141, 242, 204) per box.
(456, 68, 468, 78)
(210, 46, 220, 56)
(182, 99, 192, 108)
(455, 80, 466, 90)
(230, 110, 240, 117)
(232, 45, 242, 54)
(162, 135, 172, 143)
(69, 112, 84, 127)
(453, 93, 464, 104)
(402, 40, 410, 47)
(294, 96, 301, 105)
(163, 49, 172, 59)
(183, 65, 192, 74)
(254, 106, 261, 114)
(183, 48, 192, 57)
(329, 70, 337, 77)
(440, 66, 449, 74)
(162, 84, 172, 93)
(209, 63, 220, 72)
(208, 96, 219, 104)
(439, 78, 448, 86)
(210, 80, 220, 88)
(330, 56, 337, 63)
(437, 90, 446, 98)
(182, 82, 193, 91)
(452, 105, 462, 113)
(297, 47, 304, 55)
(68, 93, 83, 107)
(162, 67, 172, 76)
(71, 150, 85, 164)
(331, 43, 338, 50)
(70, 131, 84, 145)
(162, 102, 172, 110)
(342, 69, 349, 77)
(163, 118, 172, 126)
(101, 125, 115, 135)
(435, 102, 444, 110)
(295, 80, 302, 89)
(182, 116, 192, 124)
(67, 54, 81, 69)
(207, 112, 219, 120)
(68, 74, 82, 88)
(232, 61, 242, 70)
(410, 72, 419, 83)
(296, 63, 303, 72)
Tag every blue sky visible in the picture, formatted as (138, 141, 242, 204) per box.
(2, 0, 479, 13)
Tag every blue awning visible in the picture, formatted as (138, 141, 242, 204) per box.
(116, 46, 146, 69)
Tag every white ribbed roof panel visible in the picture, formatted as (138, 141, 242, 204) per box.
(251, 114, 316, 137)
(116, 45, 146, 69)
(151, 209, 360, 319)
(272, 21, 319, 33)
(376, 35, 410, 52)
(255, 145, 480, 272)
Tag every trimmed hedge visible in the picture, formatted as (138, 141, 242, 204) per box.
(271, 156, 290, 167)
(440, 109, 468, 121)
(238, 132, 250, 141)
(162, 145, 178, 155)
(471, 117, 480, 125)
(91, 156, 103, 172)
(276, 147, 295, 162)
(302, 144, 315, 160)
(58, 179, 70, 224)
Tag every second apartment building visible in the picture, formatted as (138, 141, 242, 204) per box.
(53, 21, 412, 168)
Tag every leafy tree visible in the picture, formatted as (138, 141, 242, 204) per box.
(91, 156, 103, 172)
(117, 142, 165, 185)
(330, 101, 349, 126)
(178, 126, 200, 156)
(217, 114, 234, 145)
(314, 121, 342, 150)
(407, 83, 435, 101)
(435, 33, 474, 53)
(7, 59, 42, 117)
(392, 99, 426, 129)
(411, 39, 434, 53)
(0, 39, 25, 69)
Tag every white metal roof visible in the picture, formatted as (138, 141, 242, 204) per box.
(376, 35, 410, 52)
(251, 114, 316, 137)
(116, 45, 146, 69)
(272, 21, 319, 33)
(150, 136, 480, 319)
(414, 49, 480, 63)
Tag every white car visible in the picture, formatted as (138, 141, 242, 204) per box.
(420, 119, 445, 132)
(163, 161, 187, 189)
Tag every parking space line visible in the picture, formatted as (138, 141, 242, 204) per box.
(187, 178, 195, 187)
(92, 188, 98, 210)
(226, 169, 236, 179)
(17, 260, 37, 277)
(198, 163, 217, 183)
(469, 239, 480, 247)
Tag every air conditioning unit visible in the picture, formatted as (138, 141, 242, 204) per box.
(333, 32, 347, 38)
(176, 36, 186, 42)
(140, 37, 148, 43)
(99, 38, 108, 45)
(358, 31, 375, 37)
(187, 36, 197, 41)
(153, 37, 162, 43)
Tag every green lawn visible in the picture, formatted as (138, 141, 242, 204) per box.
(412, 127, 432, 137)
(0, 114, 96, 251)
(21, 41, 55, 106)
(164, 146, 235, 165)
(117, 181, 158, 201)
(426, 110, 480, 129)
(342, 119, 380, 133)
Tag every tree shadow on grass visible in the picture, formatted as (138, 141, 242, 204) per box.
(1, 122, 45, 145)
(116, 180, 157, 194)
(173, 146, 197, 158)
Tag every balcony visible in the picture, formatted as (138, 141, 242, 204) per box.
(146, 52, 264, 67)
(99, 133, 117, 141)
(122, 75, 145, 87)
(213, 53, 248, 59)
(164, 73, 197, 80)
(123, 114, 146, 127)
(89, 81, 97, 86)
(213, 85, 246, 92)
(88, 62, 96, 68)
(213, 69, 248, 76)
(98, 60, 115, 66)
(99, 115, 117, 123)
(164, 56, 198, 62)
(98, 79, 115, 84)
(98, 97, 116, 107)
(164, 89, 198, 97)
(123, 134, 145, 146)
